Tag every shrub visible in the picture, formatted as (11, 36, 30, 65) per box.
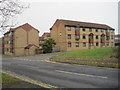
(41, 38, 56, 53)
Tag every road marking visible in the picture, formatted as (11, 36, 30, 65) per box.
(2, 71, 58, 88)
(56, 70, 108, 79)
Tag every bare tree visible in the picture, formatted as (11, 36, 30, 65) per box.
(0, 0, 28, 34)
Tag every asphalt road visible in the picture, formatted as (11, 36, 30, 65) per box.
(2, 54, 119, 88)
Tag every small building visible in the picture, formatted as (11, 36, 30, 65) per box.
(39, 32, 51, 53)
(2, 23, 40, 56)
(39, 32, 50, 45)
(42, 32, 51, 40)
(50, 19, 115, 52)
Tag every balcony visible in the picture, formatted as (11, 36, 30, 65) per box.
(101, 39, 105, 43)
(75, 30, 80, 35)
(75, 38, 80, 40)
(89, 39, 94, 43)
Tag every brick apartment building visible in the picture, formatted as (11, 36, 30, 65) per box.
(50, 19, 115, 52)
(39, 32, 50, 45)
(2, 23, 40, 56)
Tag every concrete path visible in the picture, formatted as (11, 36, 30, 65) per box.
(2, 52, 61, 62)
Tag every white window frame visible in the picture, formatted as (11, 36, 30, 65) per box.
(66, 26, 71, 30)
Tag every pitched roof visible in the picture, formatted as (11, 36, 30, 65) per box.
(24, 44, 39, 49)
(51, 19, 114, 30)
(39, 37, 44, 41)
(4, 23, 39, 35)
(42, 32, 51, 38)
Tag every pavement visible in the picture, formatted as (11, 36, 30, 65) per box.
(2, 53, 119, 88)
(3, 52, 61, 61)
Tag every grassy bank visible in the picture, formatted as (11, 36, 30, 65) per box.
(51, 59, 119, 68)
(51, 47, 119, 68)
(1, 72, 41, 88)
(52, 47, 118, 60)
(2, 72, 21, 86)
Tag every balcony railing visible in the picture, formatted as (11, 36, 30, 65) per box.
(75, 30, 80, 35)
(101, 39, 105, 43)
(75, 37, 80, 40)
(89, 39, 94, 43)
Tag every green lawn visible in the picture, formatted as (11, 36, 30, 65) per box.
(1, 72, 21, 86)
(52, 47, 118, 60)
(1, 72, 42, 88)
(52, 59, 119, 68)
(51, 47, 119, 68)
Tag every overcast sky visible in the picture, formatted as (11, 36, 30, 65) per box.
(0, 0, 119, 37)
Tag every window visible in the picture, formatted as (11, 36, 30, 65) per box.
(107, 29, 110, 32)
(111, 42, 114, 46)
(67, 34, 71, 39)
(75, 35, 80, 40)
(96, 42, 99, 46)
(10, 40, 13, 44)
(89, 28, 92, 32)
(66, 26, 71, 31)
(8, 41, 11, 44)
(106, 36, 110, 40)
(106, 43, 109, 46)
(101, 43, 105, 46)
(8, 48, 11, 52)
(101, 29, 104, 32)
(7, 48, 9, 52)
(111, 35, 114, 39)
(101, 35, 105, 40)
(96, 29, 98, 32)
(7, 41, 9, 44)
(83, 28, 85, 31)
(83, 42, 86, 47)
(9, 32, 13, 36)
(75, 42, 79, 47)
(68, 42, 72, 47)
(89, 34, 94, 39)
(10, 48, 14, 53)
(96, 35, 98, 39)
(90, 43, 94, 46)
(83, 35, 86, 39)
(59, 32, 62, 36)
(111, 30, 114, 33)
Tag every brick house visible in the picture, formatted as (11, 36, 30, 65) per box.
(50, 19, 115, 52)
(39, 32, 50, 45)
(2, 23, 40, 56)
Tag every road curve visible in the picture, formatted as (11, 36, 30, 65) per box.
(2, 57, 119, 88)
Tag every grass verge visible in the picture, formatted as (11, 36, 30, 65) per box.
(1, 72, 21, 86)
(1, 72, 41, 88)
(52, 47, 118, 60)
(51, 59, 119, 68)
(51, 47, 119, 68)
